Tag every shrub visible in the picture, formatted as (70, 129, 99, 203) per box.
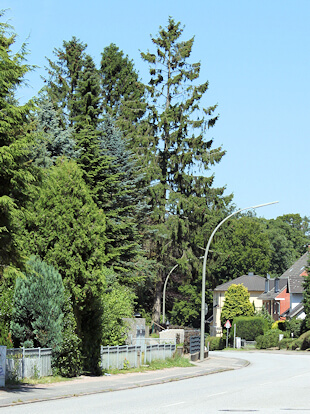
(288, 318, 303, 338)
(299, 330, 310, 350)
(232, 316, 269, 341)
(255, 329, 288, 349)
(206, 336, 225, 351)
(278, 338, 294, 350)
(53, 291, 83, 378)
(272, 320, 290, 331)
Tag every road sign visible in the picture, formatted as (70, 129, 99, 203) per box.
(224, 320, 231, 329)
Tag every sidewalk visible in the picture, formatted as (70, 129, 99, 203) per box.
(0, 354, 248, 408)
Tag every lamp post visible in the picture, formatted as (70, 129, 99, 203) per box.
(162, 264, 179, 324)
(200, 201, 279, 361)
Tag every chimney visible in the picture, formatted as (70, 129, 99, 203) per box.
(264, 273, 270, 293)
(275, 277, 279, 293)
(248, 272, 254, 276)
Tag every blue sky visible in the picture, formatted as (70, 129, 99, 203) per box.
(3, 0, 309, 220)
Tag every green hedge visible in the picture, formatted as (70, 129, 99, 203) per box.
(206, 336, 225, 350)
(256, 329, 289, 349)
(232, 316, 269, 341)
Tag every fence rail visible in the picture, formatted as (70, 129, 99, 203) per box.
(101, 340, 176, 370)
(6, 348, 52, 379)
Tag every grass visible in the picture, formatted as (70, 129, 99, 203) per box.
(6, 374, 76, 387)
(106, 354, 193, 375)
(21, 375, 74, 385)
(6, 355, 193, 385)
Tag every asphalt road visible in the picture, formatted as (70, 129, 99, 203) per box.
(2, 351, 310, 413)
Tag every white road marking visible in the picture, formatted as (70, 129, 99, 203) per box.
(162, 401, 185, 408)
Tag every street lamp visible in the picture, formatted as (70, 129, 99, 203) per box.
(162, 264, 179, 324)
(200, 201, 279, 361)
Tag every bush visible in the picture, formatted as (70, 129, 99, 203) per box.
(288, 318, 303, 338)
(299, 331, 310, 350)
(53, 291, 83, 378)
(272, 320, 288, 331)
(206, 336, 225, 351)
(232, 316, 269, 341)
(255, 329, 288, 349)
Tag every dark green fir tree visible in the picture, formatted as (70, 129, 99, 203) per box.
(0, 14, 36, 274)
(140, 18, 231, 323)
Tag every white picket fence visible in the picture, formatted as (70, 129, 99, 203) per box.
(6, 348, 52, 379)
(101, 338, 176, 370)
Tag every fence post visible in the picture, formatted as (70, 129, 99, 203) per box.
(38, 347, 41, 378)
(22, 347, 25, 379)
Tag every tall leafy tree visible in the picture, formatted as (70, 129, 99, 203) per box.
(220, 284, 254, 326)
(11, 256, 64, 350)
(140, 18, 230, 322)
(0, 14, 36, 273)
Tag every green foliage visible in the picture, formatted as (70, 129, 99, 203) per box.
(97, 115, 150, 280)
(221, 284, 254, 326)
(211, 216, 271, 285)
(101, 277, 135, 346)
(255, 308, 273, 329)
(303, 273, 310, 331)
(53, 290, 83, 378)
(232, 316, 269, 341)
(263, 214, 310, 277)
(0, 13, 36, 272)
(100, 43, 147, 132)
(206, 336, 225, 351)
(287, 317, 303, 338)
(140, 17, 230, 322)
(271, 320, 288, 331)
(255, 329, 288, 349)
(299, 330, 310, 350)
(24, 159, 107, 372)
(169, 283, 201, 328)
(31, 96, 80, 168)
(11, 256, 64, 351)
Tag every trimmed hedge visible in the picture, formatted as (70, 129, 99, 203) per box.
(232, 316, 269, 341)
(256, 328, 289, 349)
(206, 336, 225, 351)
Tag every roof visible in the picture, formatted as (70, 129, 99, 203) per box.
(214, 274, 265, 292)
(280, 252, 309, 279)
(281, 302, 304, 319)
(288, 276, 305, 294)
(259, 279, 287, 300)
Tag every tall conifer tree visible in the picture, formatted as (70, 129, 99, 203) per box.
(140, 18, 231, 322)
(0, 15, 35, 273)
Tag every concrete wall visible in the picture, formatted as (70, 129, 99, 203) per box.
(159, 329, 184, 344)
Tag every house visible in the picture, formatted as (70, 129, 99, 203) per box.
(259, 276, 290, 321)
(260, 252, 309, 321)
(210, 272, 266, 337)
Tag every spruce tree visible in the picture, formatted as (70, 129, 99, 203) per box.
(45, 37, 87, 126)
(100, 43, 147, 133)
(0, 14, 36, 273)
(98, 115, 150, 281)
(31, 96, 80, 168)
(140, 18, 230, 322)
(11, 256, 64, 350)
